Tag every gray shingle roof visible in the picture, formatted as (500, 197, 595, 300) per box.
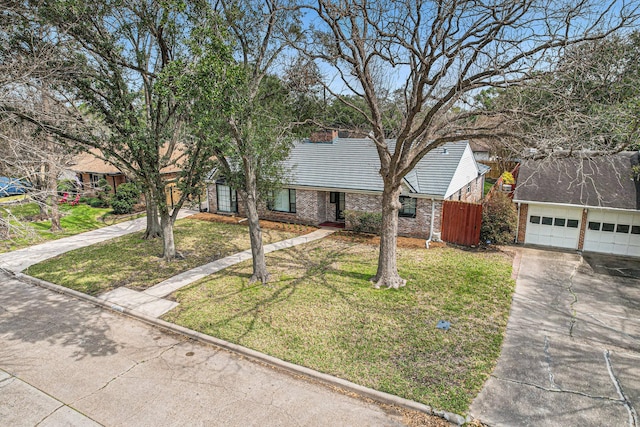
(514, 152, 640, 210)
(283, 138, 471, 197)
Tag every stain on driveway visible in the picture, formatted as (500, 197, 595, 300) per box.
(470, 248, 640, 426)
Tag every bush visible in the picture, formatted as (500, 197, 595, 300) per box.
(344, 210, 382, 234)
(481, 192, 517, 245)
(88, 197, 108, 208)
(500, 171, 515, 185)
(57, 179, 77, 195)
(110, 183, 141, 215)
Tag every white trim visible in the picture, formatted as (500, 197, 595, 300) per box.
(515, 200, 640, 214)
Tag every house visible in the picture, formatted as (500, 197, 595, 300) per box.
(68, 148, 188, 207)
(513, 152, 640, 257)
(207, 135, 488, 239)
(69, 149, 129, 193)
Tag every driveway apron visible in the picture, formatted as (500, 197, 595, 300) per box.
(470, 248, 640, 426)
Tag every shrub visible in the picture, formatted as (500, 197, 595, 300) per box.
(57, 179, 77, 195)
(88, 197, 108, 208)
(344, 210, 382, 234)
(500, 171, 515, 185)
(110, 183, 141, 215)
(481, 192, 517, 245)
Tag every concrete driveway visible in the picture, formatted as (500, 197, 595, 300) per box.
(470, 248, 640, 426)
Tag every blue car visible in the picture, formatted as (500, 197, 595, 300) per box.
(0, 177, 30, 196)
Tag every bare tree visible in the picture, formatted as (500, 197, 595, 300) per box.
(304, 0, 638, 289)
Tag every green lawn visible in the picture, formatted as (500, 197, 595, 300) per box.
(483, 179, 495, 196)
(27, 219, 300, 295)
(1, 202, 112, 253)
(163, 237, 514, 414)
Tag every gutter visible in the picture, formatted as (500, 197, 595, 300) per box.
(426, 198, 435, 249)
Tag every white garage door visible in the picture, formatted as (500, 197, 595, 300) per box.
(583, 210, 640, 257)
(525, 205, 582, 249)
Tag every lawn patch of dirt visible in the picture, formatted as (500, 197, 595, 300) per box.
(191, 212, 318, 234)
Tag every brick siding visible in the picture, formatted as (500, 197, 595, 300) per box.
(517, 203, 528, 243)
(207, 184, 444, 238)
(446, 175, 484, 203)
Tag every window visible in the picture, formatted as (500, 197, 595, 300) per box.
(399, 196, 416, 218)
(632, 225, 640, 235)
(567, 219, 579, 228)
(90, 173, 105, 188)
(588, 222, 601, 231)
(216, 183, 237, 213)
(554, 218, 566, 227)
(269, 189, 296, 213)
(330, 191, 337, 203)
(602, 223, 615, 232)
(616, 224, 630, 233)
(529, 216, 541, 224)
(466, 183, 471, 193)
(541, 217, 553, 225)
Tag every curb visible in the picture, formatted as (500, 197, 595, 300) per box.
(13, 271, 471, 426)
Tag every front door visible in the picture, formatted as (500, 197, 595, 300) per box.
(336, 192, 345, 221)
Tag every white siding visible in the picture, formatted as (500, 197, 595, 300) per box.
(444, 144, 480, 199)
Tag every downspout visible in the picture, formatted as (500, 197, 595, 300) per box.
(515, 202, 521, 243)
(426, 198, 435, 249)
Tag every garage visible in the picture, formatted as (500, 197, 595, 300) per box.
(583, 209, 640, 256)
(524, 204, 582, 249)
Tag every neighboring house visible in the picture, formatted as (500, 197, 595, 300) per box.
(514, 152, 640, 257)
(68, 148, 196, 208)
(69, 149, 128, 193)
(208, 135, 488, 239)
(469, 139, 493, 162)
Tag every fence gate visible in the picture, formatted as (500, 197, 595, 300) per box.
(441, 201, 482, 246)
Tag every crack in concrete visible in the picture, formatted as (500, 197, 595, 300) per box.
(72, 341, 181, 405)
(567, 258, 582, 337)
(604, 350, 638, 427)
(491, 375, 623, 403)
(585, 313, 639, 343)
(543, 336, 558, 389)
(34, 404, 64, 426)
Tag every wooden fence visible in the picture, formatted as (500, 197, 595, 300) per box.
(441, 201, 483, 246)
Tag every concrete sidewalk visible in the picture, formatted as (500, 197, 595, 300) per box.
(96, 228, 336, 317)
(0, 271, 413, 427)
(0, 210, 197, 273)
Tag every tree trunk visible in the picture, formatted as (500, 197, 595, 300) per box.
(245, 195, 269, 284)
(160, 210, 177, 261)
(143, 191, 162, 239)
(372, 182, 405, 289)
(47, 155, 61, 232)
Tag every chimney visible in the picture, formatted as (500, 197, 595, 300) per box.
(309, 129, 338, 143)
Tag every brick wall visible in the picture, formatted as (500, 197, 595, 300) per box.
(517, 203, 528, 243)
(206, 183, 442, 237)
(447, 175, 484, 203)
(577, 209, 588, 250)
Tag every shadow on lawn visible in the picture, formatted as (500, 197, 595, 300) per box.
(175, 240, 372, 341)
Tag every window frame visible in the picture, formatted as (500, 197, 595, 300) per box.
(268, 188, 296, 213)
(216, 183, 237, 213)
(398, 196, 417, 218)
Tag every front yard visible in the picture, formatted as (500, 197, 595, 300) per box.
(27, 218, 300, 295)
(0, 202, 114, 253)
(26, 216, 514, 415)
(163, 235, 514, 414)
